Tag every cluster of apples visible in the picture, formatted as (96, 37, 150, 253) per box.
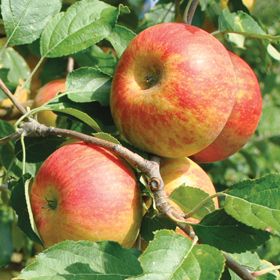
(30, 23, 262, 248)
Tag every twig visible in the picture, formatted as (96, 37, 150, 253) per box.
(0, 79, 27, 115)
(184, 0, 199, 24)
(252, 265, 280, 277)
(67, 57, 74, 73)
(0, 78, 261, 280)
(0, 131, 23, 145)
(225, 255, 255, 280)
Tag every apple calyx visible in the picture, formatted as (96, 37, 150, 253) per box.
(134, 58, 163, 90)
(45, 198, 57, 210)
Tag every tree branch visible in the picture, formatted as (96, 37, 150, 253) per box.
(0, 79, 27, 115)
(0, 78, 260, 280)
(225, 255, 255, 280)
(0, 131, 23, 145)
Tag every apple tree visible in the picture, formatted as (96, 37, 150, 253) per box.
(0, 0, 280, 279)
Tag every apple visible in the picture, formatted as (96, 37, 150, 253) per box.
(33, 79, 65, 126)
(30, 142, 142, 248)
(192, 52, 262, 163)
(110, 22, 237, 158)
(160, 157, 218, 224)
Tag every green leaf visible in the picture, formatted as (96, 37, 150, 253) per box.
(45, 102, 102, 132)
(139, 3, 175, 31)
(40, 0, 123, 57)
(140, 214, 176, 242)
(15, 137, 64, 163)
(218, 9, 280, 41)
(224, 174, 280, 235)
(92, 132, 120, 144)
(0, 119, 14, 137)
(18, 240, 142, 279)
(0, 68, 15, 99)
(65, 67, 111, 106)
(0, 47, 31, 87)
(10, 174, 43, 245)
(107, 24, 136, 57)
(128, 230, 225, 280)
(170, 185, 215, 220)
(1, 0, 62, 46)
(0, 210, 13, 267)
(192, 210, 270, 253)
(74, 45, 117, 76)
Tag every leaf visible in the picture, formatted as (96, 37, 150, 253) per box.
(140, 214, 176, 242)
(267, 44, 280, 61)
(45, 103, 102, 132)
(10, 174, 43, 245)
(170, 185, 215, 220)
(128, 230, 225, 280)
(0, 47, 31, 87)
(139, 3, 175, 31)
(65, 67, 111, 106)
(218, 9, 280, 41)
(0, 211, 13, 267)
(74, 45, 117, 76)
(18, 240, 142, 279)
(0, 68, 15, 99)
(15, 137, 64, 163)
(192, 209, 270, 253)
(92, 132, 120, 144)
(224, 174, 280, 235)
(40, 0, 124, 57)
(107, 24, 136, 57)
(1, 0, 62, 46)
(0, 119, 14, 137)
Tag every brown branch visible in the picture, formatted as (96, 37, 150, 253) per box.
(0, 79, 27, 115)
(0, 78, 260, 280)
(225, 255, 255, 280)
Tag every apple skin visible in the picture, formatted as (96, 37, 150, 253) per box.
(111, 23, 236, 158)
(30, 142, 142, 248)
(33, 79, 65, 126)
(160, 157, 218, 224)
(192, 52, 262, 163)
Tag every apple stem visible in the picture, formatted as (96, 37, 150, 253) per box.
(0, 78, 258, 280)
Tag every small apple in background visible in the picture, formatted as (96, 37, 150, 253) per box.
(33, 79, 65, 126)
(192, 52, 262, 163)
(111, 22, 237, 158)
(30, 142, 142, 248)
(160, 157, 218, 224)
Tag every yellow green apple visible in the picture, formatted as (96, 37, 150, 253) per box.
(30, 142, 142, 248)
(111, 23, 236, 158)
(33, 79, 65, 126)
(160, 157, 218, 224)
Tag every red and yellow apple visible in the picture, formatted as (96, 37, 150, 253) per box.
(30, 142, 142, 248)
(111, 23, 237, 158)
(33, 79, 65, 126)
(192, 52, 262, 163)
(160, 157, 218, 224)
